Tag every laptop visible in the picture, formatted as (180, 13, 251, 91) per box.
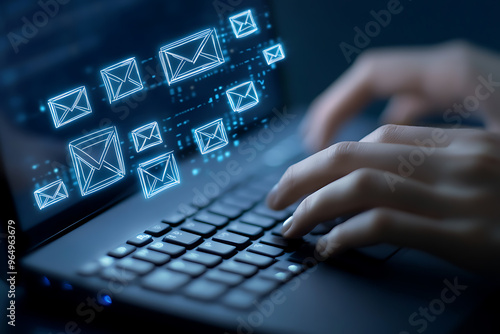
(1, 0, 494, 333)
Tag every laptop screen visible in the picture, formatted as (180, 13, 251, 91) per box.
(1, 0, 285, 248)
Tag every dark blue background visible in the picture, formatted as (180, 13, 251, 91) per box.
(272, 0, 500, 107)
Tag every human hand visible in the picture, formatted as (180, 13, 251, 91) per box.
(267, 126, 500, 276)
(301, 40, 500, 152)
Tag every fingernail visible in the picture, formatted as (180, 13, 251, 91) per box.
(281, 216, 294, 236)
(316, 237, 327, 255)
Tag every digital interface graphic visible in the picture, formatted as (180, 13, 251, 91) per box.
(34, 179, 69, 210)
(101, 57, 144, 103)
(193, 119, 229, 154)
(68, 126, 126, 196)
(47, 86, 92, 128)
(226, 81, 259, 113)
(159, 28, 225, 85)
(131, 121, 163, 153)
(263, 44, 286, 65)
(137, 151, 181, 199)
(18, 3, 285, 216)
(229, 10, 259, 38)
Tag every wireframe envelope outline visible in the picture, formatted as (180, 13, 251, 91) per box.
(194, 118, 229, 154)
(159, 28, 225, 85)
(131, 121, 163, 153)
(69, 126, 126, 196)
(34, 179, 69, 210)
(263, 44, 285, 65)
(101, 57, 143, 103)
(229, 10, 259, 38)
(47, 86, 92, 128)
(226, 81, 259, 112)
(137, 151, 181, 199)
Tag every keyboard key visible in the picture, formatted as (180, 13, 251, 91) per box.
(133, 248, 170, 265)
(253, 205, 289, 221)
(233, 189, 262, 203)
(220, 196, 254, 211)
(272, 260, 304, 275)
(148, 241, 185, 257)
(309, 225, 328, 235)
(218, 260, 258, 278)
(194, 211, 229, 227)
(212, 231, 251, 250)
(167, 260, 206, 277)
(246, 183, 271, 196)
(192, 195, 211, 208)
(271, 224, 283, 236)
(77, 262, 101, 276)
(116, 258, 155, 275)
(356, 244, 400, 261)
(163, 230, 202, 249)
(181, 221, 216, 238)
(142, 269, 191, 293)
(248, 243, 284, 257)
(100, 266, 136, 282)
(208, 202, 243, 220)
(162, 212, 185, 226)
(205, 269, 244, 286)
(234, 251, 274, 268)
(183, 279, 227, 301)
(287, 245, 318, 266)
(260, 234, 298, 249)
(97, 256, 115, 267)
(144, 222, 172, 237)
(222, 290, 256, 309)
(127, 233, 153, 247)
(227, 222, 263, 239)
(182, 251, 222, 268)
(198, 241, 236, 259)
(241, 277, 278, 296)
(259, 269, 293, 283)
(240, 213, 275, 229)
(178, 204, 198, 217)
(108, 244, 136, 258)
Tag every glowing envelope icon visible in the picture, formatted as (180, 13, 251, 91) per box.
(34, 179, 69, 210)
(137, 151, 181, 198)
(193, 118, 229, 154)
(159, 28, 225, 85)
(69, 126, 126, 196)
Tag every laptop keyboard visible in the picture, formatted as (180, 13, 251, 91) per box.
(77, 172, 329, 309)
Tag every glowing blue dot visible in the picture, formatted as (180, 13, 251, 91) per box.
(40, 105, 46, 112)
(62, 282, 73, 290)
(41, 276, 50, 286)
(192, 168, 199, 176)
(98, 294, 112, 306)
